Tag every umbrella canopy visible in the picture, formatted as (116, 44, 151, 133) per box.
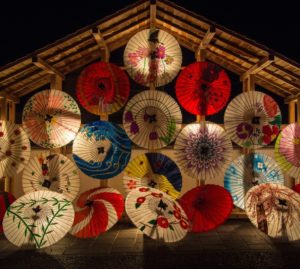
(245, 183, 300, 241)
(0, 121, 31, 178)
(123, 90, 182, 149)
(176, 61, 231, 116)
(3, 190, 74, 248)
(224, 153, 284, 210)
(174, 122, 232, 182)
(179, 185, 233, 232)
(70, 187, 124, 238)
(76, 61, 130, 115)
(0, 191, 15, 233)
(293, 184, 300, 194)
(125, 187, 189, 242)
(124, 28, 182, 87)
(22, 153, 80, 201)
(275, 123, 300, 178)
(22, 89, 81, 148)
(123, 153, 182, 199)
(73, 121, 131, 179)
(224, 91, 281, 148)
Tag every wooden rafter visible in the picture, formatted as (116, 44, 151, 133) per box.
(32, 56, 65, 79)
(150, 0, 157, 27)
(240, 54, 275, 81)
(284, 92, 300, 103)
(195, 25, 215, 61)
(92, 27, 110, 62)
(0, 91, 19, 103)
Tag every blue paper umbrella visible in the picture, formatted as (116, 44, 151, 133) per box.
(224, 153, 284, 209)
(124, 152, 182, 198)
(73, 121, 131, 179)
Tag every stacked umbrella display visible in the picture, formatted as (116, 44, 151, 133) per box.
(2, 27, 300, 249)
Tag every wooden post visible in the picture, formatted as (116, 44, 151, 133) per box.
(0, 98, 7, 121)
(288, 101, 296, 123)
(150, 0, 156, 27)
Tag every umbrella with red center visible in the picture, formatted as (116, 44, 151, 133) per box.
(124, 29, 182, 87)
(76, 61, 130, 115)
(179, 185, 233, 232)
(0, 191, 15, 233)
(123, 90, 182, 149)
(176, 61, 231, 116)
(224, 91, 281, 148)
(0, 121, 31, 178)
(70, 187, 124, 238)
(245, 183, 300, 241)
(125, 187, 189, 242)
(275, 123, 300, 179)
(22, 89, 81, 148)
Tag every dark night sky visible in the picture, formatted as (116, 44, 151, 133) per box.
(0, 1, 299, 66)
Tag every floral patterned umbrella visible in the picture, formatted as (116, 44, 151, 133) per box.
(22, 89, 81, 148)
(123, 153, 182, 199)
(123, 90, 182, 149)
(224, 91, 281, 148)
(124, 28, 182, 87)
(70, 187, 124, 238)
(174, 122, 232, 182)
(245, 183, 300, 241)
(3, 190, 74, 248)
(76, 61, 130, 115)
(224, 153, 284, 210)
(179, 185, 233, 232)
(0, 191, 15, 233)
(0, 121, 31, 178)
(275, 123, 300, 179)
(125, 187, 189, 242)
(175, 62, 231, 116)
(73, 121, 131, 179)
(22, 153, 80, 201)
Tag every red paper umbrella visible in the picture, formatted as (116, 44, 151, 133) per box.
(179, 184, 233, 232)
(76, 61, 130, 115)
(70, 187, 124, 238)
(176, 62, 231, 116)
(0, 191, 15, 233)
(293, 184, 300, 194)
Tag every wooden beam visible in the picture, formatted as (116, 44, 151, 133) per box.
(240, 54, 275, 81)
(0, 98, 7, 120)
(0, 91, 20, 103)
(284, 92, 300, 103)
(289, 101, 296, 123)
(242, 74, 255, 92)
(150, 0, 156, 27)
(32, 56, 65, 79)
(298, 97, 300, 124)
(50, 75, 62, 91)
(92, 27, 110, 62)
(195, 25, 215, 61)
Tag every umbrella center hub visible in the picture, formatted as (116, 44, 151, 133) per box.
(44, 114, 53, 123)
(97, 147, 105, 154)
(98, 82, 106, 90)
(85, 200, 94, 207)
(32, 205, 42, 220)
(42, 179, 52, 188)
(194, 198, 205, 209)
(201, 83, 209, 91)
(252, 116, 260, 125)
(276, 198, 288, 212)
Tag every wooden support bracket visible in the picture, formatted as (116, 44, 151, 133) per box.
(150, 0, 157, 27)
(32, 56, 65, 79)
(195, 25, 215, 61)
(92, 27, 110, 62)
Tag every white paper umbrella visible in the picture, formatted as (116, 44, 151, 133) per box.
(224, 153, 284, 210)
(3, 190, 74, 248)
(174, 122, 232, 182)
(275, 123, 300, 178)
(22, 153, 80, 201)
(125, 187, 189, 242)
(124, 28, 182, 87)
(224, 91, 281, 148)
(22, 89, 81, 148)
(123, 90, 182, 149)
(245, 183, 300, 241)
(0, 120, 31, 178)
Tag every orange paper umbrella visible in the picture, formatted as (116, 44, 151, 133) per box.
(179, 185, 233, 232)
(70, 187, 124, 238)
(245, 183, 300, 241)
(0, 120, 31, 178)
(76, 61, 130, 115)
(22, 89, 81, 148)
